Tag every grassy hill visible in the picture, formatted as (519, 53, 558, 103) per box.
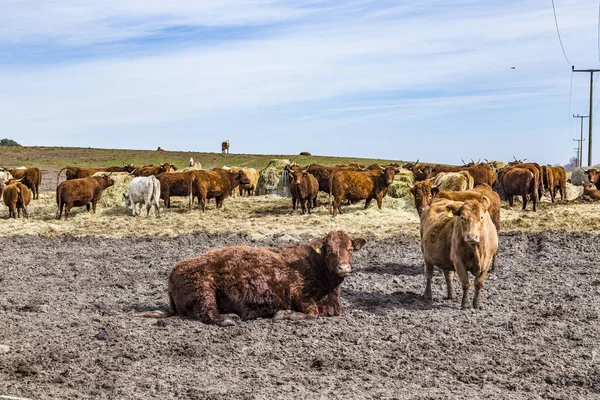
(0, 146, 404, 170)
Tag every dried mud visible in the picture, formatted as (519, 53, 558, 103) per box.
(1, 231, 599, 399)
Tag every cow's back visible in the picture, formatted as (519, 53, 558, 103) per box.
(420, 200, 459, 270)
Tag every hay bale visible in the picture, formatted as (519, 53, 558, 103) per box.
(387, 168, 414, 198)
(256, 159, 291, 196)
(566, 182, 582, 201)
(92, 172, 134, 208)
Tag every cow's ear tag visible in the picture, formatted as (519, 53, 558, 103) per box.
(447, 210, 454, 218)
(315, 247, 321, 254)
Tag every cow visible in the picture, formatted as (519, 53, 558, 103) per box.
(56, 175, 115, 220)
(582, 182, 600, 200)
(587, 169, 600, 190)
(191, 168, 250, 211)
(221, 140, 230, 154)
(287, 168, 319, 214)
(408, 181, 500, 271)
(498, 167, 537, 211)
(3, 180, 31, 218)
(432, 171, 474, 192)
(329, 166, 398, 216)
(420, 197, 498, 309)
(135, 230, 366, 326)
(57, 165, 135, 184)
(188, 158, 202, 169)
(544, 166, 567, 202)
(156, 171, 195, 209)
(123, 176, 161, 217)
(0, 170, 14, 193)
(507, 162, 543, 199)
(8, 167, 42, 200)
(132, 163, 174, 177)
(299, 152, 312, 156)
(227, 167, 260, 197)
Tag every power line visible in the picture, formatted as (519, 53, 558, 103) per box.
(598, 0, 600, 62)
(552, 0, 572, 66)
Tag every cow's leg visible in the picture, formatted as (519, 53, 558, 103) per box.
(307, 197, 312, 215)
(521, 191, 527, 211)
(57, 203, 63, 219)
(23, 207, 28, 218)
(507, 195, 514, 207)
(332, 197, 342, 216)
(92, 199, 97, 213)
(216, 195, 224, 208)
(532, 192, 537, 212)
(200, 196, 207, 212)
(292, 196, 297, 210)
(443, 270, 455, 300)
(561, 183, 566, 201)
(300, 199, 307, 214)
(423, 262, 434, 300)
(86, 203, 91, 212)
(65, 204, 72, 220)
(364, 197, 373, 209)
(454, 263, 471, 309)
(273, 301, 319, 321)
(146, 203, 151, 217)
(489, 252, 498, 272)
(317, 287, 343, 316)
(190, 289, 237, 327)
(473, 268, 489, 309)
(376, 194, 384, 210)
(313, 196, 317, 208)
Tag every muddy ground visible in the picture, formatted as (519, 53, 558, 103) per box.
(1, 231, 599, 399)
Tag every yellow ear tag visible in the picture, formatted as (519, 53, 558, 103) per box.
(315, 247, 321, 254)
(447, 210, 454, 218)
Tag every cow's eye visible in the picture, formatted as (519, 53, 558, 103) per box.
(480, 216, 484, 221)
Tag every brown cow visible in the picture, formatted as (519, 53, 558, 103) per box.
(420, 197, 498, 309)
(499, 167, 537, 211)
(330, 166, 397, 216)
(57, 165, 135, 184)
(133, 163, 174, 177)
(3, 180, 31, 218)
(156, 171, 195, 209)
(299, 151, 312, 156)
(56, 175, 115, 220)
(191, 168, 250, 211)
(221, 140, 230, 154)
(582, 182, 600, 200)
(136, 230, 366, 326)
(229, 167, 260, 197)
(507, 162, 543, 199)
(288, 168, 319, 214)
(545, 166, 566, 202)
(8, 167, 42, 200)
(587, 169, 600, 191)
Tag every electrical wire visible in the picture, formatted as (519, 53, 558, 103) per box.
(598, 0, 600, 62)
(552, 0, 572, 66)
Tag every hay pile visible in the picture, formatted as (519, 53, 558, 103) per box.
(256, 159, 291, 196)
(566, 182, 582, 201)
(93, 172, 134, 208)
(387, 168, 414, 198)
(488, 160, 506, 171)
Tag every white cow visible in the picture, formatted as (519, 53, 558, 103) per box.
(188, 158, 202, 169)
(123, 176, 161, 217)
(0, 170, 14, 192)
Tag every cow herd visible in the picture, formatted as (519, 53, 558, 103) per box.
(0, 158, 588, 325)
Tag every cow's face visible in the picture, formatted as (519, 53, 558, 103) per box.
(383, 167, 397, 185)
(161, 163, 173, 173)
(123, 164, 136, 173)
(412, 165, 432, 182)
(587, 169, 600, 184)
(584, 182, 594, 191)
(102, 175, 115, 188)
(289, 171, 305, 186)
(446, 197, 490, 245)
(236, 170, 251, 185)
(408, 180, 436, 216)
(123, 193, 131, 207)
(322, 231, 366, 278)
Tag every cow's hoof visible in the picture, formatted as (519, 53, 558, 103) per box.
(223, 313, 241, 322)
(273, 310, 293, 321)
(217, 318, 237, 327)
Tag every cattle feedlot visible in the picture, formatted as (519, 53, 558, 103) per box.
(1, 147, 600, 399)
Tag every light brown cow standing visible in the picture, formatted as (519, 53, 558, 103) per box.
(420, 197, 498, 309)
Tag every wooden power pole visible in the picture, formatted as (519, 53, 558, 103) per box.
(573, 114, 588, 167)
(572, 67, 600, 165)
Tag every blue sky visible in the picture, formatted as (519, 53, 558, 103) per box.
(2, 0, 600, 164)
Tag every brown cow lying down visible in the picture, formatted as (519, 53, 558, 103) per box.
(420, 197, 498, 309)
(582, 183, 600, 201)
(136, 230, 366, 326)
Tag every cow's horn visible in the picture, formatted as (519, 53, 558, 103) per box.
(462, 159, 466, 165)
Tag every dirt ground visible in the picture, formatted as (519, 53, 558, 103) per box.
(1, 230, 599, 399)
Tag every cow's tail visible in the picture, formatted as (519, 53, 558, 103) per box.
(56, 186, 62, 218)
(134, 309, 173, 319)
(328, 171, 335, 213)
(56, 167, 68, 186)
(188, 173, 195, 209)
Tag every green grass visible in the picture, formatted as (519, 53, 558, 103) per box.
(0, 146, 405, 170)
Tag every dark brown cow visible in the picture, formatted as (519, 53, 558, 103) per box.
(330, 166, 397, 216)
(288, 168, 319, 214)
(56, 175, 115, 220)
(583, 183, 600, 200)
(507, 162, 543, 199)
(499, 167, 537, 211)
(156, 171, 195, 209)
(299, 151, 312, 156)
(191, 168, 250, 211)
(420, 197, 498, 309)
(8, 167, 42, 200)
(3, 180, 31, 218)
(133, 163, 174, 177)
(136, 230, 366, 326)
(221, 140, 230, 154)
(57, 165, 135, 184)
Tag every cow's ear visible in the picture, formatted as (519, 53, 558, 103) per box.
(431, 186, 440, 197)
(480, 195, 490, 211)
(445, 202, 462, 215)
(352, 237, 366, 251)
(407, 187, 414, 197)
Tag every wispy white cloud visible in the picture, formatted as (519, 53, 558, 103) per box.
(0, 1, 598, 164)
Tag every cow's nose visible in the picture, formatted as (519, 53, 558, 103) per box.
(336, 263, 352, 277)
(465, 233, 479, 243)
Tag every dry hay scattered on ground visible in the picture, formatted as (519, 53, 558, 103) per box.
(1, 189, 600, 239)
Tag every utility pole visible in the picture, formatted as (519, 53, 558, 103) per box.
(572, 67, 600, 165)
(573, 114, 589, 167)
